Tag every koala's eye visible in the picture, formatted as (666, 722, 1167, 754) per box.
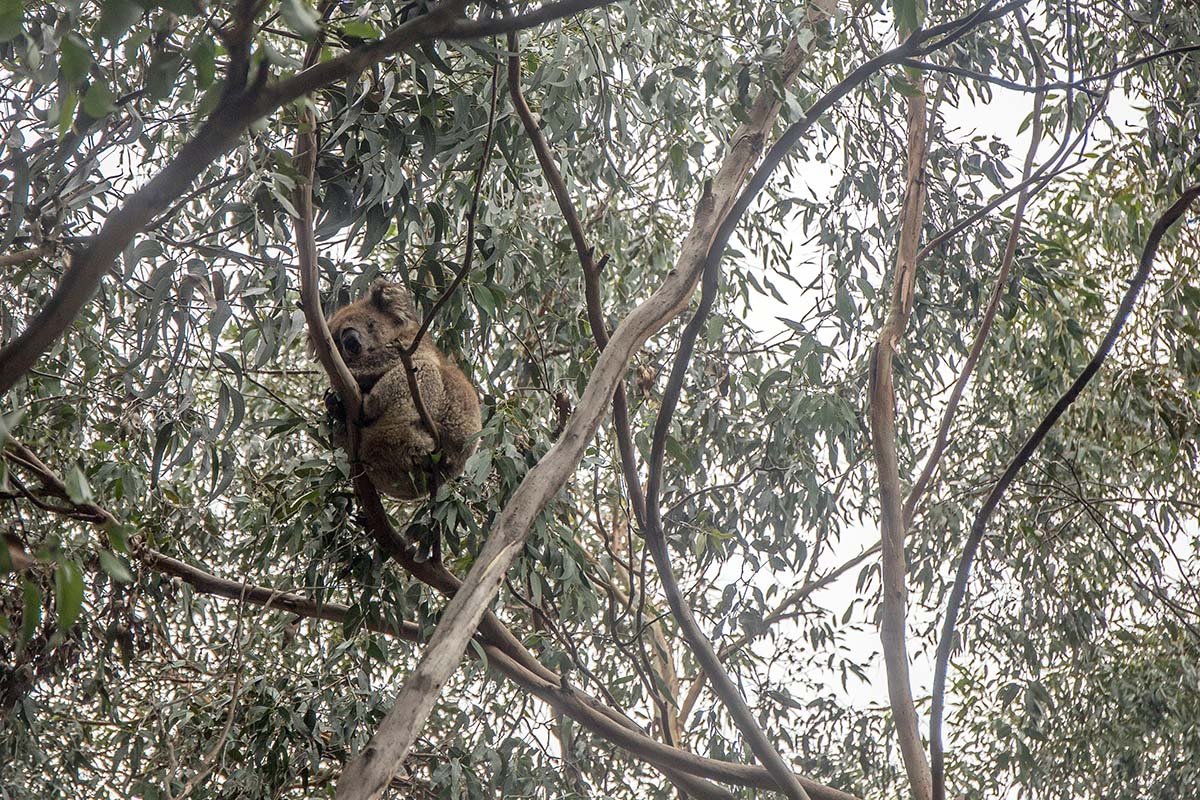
(339, 327, 364, 357)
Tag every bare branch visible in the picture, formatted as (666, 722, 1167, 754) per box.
(0, 246, 51, 268)
(506, 22, 676, 736)
(928, 184, 1200, 800)
(442, 0, 619, 38)
(406, 58, 501, 357)
(902, 42, 1200, 94)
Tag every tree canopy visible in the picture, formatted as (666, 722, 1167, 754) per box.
(2, 1, 1199, 799)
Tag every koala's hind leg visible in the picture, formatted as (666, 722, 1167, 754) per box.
(359, 361, 445, 499)
(436, 360, 483, 480)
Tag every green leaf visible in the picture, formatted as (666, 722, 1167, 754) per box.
(473, 284, 497, 318)
(82, 81, 116, 118)
(99, 550, 133, 584)
(65, 464, 94, 504)
(20, 579, 40, 646)
(340, 20, 380, 39)
(60, 33, 91, 85)
(891, 0, 924, 35)
(57, 88, 78, 137)
(280, 0, 321, 40)
(54, 560, 84, 630)
(190, 36, 215, 90)
(0, 0, 23, 42)
(147, 52, 182, 101)
(95, 0, 142, 42)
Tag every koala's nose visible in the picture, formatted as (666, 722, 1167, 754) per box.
(340, 328, 363, 357)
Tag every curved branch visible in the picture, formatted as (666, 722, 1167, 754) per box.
(641, 38, 813, 800)
(928, 184, 1200, 800)
(901, 42, 1200, 94)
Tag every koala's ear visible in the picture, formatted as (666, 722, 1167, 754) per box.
(369, 279, 414, 319)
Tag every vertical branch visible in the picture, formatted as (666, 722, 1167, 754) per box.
(928, 184, 1200, 800)
(407, 57, 501, 355)
(294, 5, 360, 422)
(504, 28, 649, 525)
(866, 74, 932, 800)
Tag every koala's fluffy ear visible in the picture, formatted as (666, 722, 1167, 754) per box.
(370, 279, 415, 320)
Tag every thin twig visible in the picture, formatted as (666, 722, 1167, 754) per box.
(903, 11, 1052, 525)
(406, 57, 501, 356)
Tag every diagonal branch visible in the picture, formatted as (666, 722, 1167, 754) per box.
(902, 12, 1051, 525)
(928, 183, 1200, 800)
(505, 23, 679, 735)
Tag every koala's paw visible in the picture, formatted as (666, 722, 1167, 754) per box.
(324, 389, 345, 421)
(324, 389, 349, 451)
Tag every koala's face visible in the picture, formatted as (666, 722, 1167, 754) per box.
(326, 280, 419, 389)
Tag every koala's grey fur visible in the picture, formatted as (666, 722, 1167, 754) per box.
(324, 279, 481, 499)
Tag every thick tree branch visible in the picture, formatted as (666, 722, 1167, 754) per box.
(0, 246, 50, 268)
(928, 184, 1200, 800)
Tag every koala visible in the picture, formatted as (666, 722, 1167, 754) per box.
(324, 279, 482, 500)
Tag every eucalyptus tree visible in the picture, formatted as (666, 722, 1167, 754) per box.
(2, 0, 1199, 799)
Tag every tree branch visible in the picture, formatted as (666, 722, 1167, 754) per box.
(640, 36, 814, 800)
(928, 183, 1200, 800)
(505, 23, 679, 736)
(903, 12, 1051, 525)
